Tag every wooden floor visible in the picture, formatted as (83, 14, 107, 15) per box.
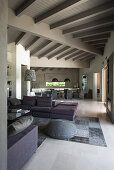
(23, 100, 114, 170)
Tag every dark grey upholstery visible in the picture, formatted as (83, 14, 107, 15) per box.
(8, 125, 38, 170)
(45, 120, 77, 139)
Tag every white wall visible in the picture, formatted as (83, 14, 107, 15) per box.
(79, 31, 114, 101)
(0, 0, 7, 169)
(32, 68, 79, 88)
(31, 56, 90, 68)
(16, 44, 30, 99)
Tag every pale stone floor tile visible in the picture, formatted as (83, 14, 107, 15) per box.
(23, 100, 114, 170)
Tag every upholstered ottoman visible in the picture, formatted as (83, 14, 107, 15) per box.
(51, 103, 78, 121)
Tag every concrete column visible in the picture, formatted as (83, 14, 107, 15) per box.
(0, 0, 7, 169)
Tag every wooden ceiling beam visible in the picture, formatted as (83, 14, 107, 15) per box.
(38, 43, 62, 59)
(73, 52, 88, 61)
(73, 53, 91, 61)
(30, 40, 52, 56)
(63, 15, 114, 35)
(73, 25, 114, 38)
(48, 46, 70, 59)
(88, 39, 108, 45)
(15, 32, 26, 45)
(34, 0, 88, 23)
(81, 33, 110, 42)
(50, 1, 114, 29)
(57, 48, 78, 60)
(80, 55, 95, 61)
(65, 50, 84, 60)
(15, 0, 36, 16)
(25, 36, 40, 50)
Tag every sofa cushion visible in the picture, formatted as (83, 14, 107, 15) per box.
(31, 106, 51, 113)
(8, 116, 34, 136)
(37, 97, 52, 107)
(52, 100, 62, 107)
(9, 98, 21, 106)
(22, 96, 37, 106)
(52, 105, 78, 116)
(45, 120, 77, 140)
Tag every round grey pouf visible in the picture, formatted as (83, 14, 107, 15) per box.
(45, 120, 77, 140)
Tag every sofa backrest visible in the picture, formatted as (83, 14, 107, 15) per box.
(22, 96, 37, 106)
(37, 96, 52, 107)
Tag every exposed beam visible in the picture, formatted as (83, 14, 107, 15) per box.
(88, 39, 108, 45)
(80, 55, 95, 61)
(25, 36, 40, 50)
(15, 32, 26, 45)
(15, 0, 36, 16)
(50, 1, 114, 29)
(81, 33, 110, 42)
(73, 25, 114, 38)
(73, 52, 88, 61)
(31, 40, 52, 56)
(38, 43, 62, 59)
(48, 46, 70, 59)
(63, 15, 114, 35)
(8, 8, 102, 55)
(35, 0, 88, 23)
(73, 53, 90, 61)
(57, 48, 77, 60)
(93, 44, 105, 48)
(65, 50, 84, 60)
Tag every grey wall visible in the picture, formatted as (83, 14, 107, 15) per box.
(32, 68, 79, 88)
(0, 0, 7, 170)
(79, 31, 114, 101)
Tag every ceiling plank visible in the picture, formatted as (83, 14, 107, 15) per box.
(63, 15, 114, 35)
(38, 43, 62, 58)
(65, 50, 84, 60)
(25, 36, 40, 50)
(34, 0, 88, 23)
(73, 25, 114, 38)
(89, 39, 107, 45)
(57, 48, 78, 60)
(73, 52, 88, 61)
(81, 33, 110, 42)
(31, 40, 52, 56)
(48, 46, 70, 59)
(15, 32, 26, 45)
(50, 1, 114, 29)
(15, 0, 36, 16)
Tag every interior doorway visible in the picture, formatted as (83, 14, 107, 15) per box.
(93, 73, 100, 100)
(102, 67, 107, 104)
(21, 65, 27, 98)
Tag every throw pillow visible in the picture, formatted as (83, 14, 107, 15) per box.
(8, 116, 34, 136)
(9, 98, 21, 106)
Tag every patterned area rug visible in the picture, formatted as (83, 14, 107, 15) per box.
(33, 116, 107, 147)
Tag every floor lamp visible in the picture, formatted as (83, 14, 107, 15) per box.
(24, 69, 36, 95)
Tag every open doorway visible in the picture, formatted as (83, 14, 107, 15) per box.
(93, 73, 100, 100)
(102, 67, 107, 104)
(21, 65, 27, 98)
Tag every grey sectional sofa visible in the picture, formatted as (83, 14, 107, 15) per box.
(8, 96, 78, 121)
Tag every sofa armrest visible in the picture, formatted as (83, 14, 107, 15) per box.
(8, 125, 38, 170)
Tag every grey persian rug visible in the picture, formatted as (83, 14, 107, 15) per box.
(33, 116, 107, 147)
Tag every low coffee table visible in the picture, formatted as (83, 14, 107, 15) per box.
(8, 110, 30, 124)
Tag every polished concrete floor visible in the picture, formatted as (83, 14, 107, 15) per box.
(23, 100, 114, 170)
